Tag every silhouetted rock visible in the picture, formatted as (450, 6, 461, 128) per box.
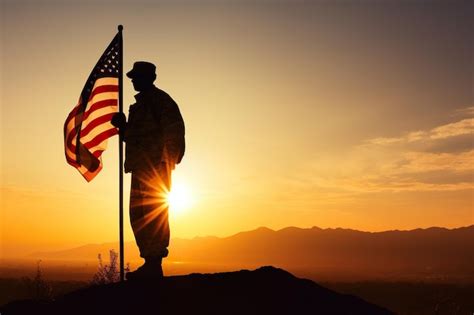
(1, 266, 393, 314)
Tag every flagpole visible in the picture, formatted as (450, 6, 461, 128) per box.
(118, 24, 125, 282)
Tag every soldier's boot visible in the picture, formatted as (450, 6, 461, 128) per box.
(126, 257, 163, 281)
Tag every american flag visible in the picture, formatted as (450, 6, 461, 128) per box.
(64, 32, 121, 181)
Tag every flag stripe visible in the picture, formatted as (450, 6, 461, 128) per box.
(77, 163, 103, 182)
(82, 106, 117, 130)
(64, 85, 118, 144)
(74, 117, 116, 148)
(65, 89, 118, 129)
(66, 102, 81, 121)
(86, 91, 119, 112)
(65, 155, 79, 167)
(93, 150, 104, 158)
(84, 128, 118, 151)
(87, 84, 119, 102)
(82, 99, 118, 122)
(67, 112, 115, 149)
(67, 127, 118, 153)
(65, 79, 118, 123)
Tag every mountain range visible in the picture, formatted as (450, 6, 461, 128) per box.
(30, 225, 474, 282)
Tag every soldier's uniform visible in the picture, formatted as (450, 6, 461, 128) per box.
(124, 66, 185, 261)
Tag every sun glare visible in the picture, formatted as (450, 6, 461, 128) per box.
(167, 180, 193, 215)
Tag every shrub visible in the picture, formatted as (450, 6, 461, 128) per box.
(21, 260, 53, 301)
(91, 249, 128, 284)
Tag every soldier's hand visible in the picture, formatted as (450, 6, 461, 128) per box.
(111, 112, 127, 129)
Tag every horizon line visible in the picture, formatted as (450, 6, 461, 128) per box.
(28, 223, 474, 248)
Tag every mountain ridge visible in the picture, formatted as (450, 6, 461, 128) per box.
(30, 224, 473, 257)
(27, 225, 474, 257)
(26, 225, 474, 282)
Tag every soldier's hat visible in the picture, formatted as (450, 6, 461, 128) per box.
(126, 61, 156, 78)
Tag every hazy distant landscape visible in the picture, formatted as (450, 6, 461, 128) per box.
(4, 225, 472, 282)
(2, 225, 473, 314)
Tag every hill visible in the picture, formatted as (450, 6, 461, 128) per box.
(1, 266, 394, 315)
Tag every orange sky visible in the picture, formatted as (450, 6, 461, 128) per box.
(1, 1, 473, 257)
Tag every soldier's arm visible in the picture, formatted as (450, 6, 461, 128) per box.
(160, 97, 185, 165)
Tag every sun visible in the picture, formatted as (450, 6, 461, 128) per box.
(167, 180, 193, 216)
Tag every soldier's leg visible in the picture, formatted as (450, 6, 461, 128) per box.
(129, 169, 151, 259)
(129, 165, 171, 259)
(145, 162, 171, 258)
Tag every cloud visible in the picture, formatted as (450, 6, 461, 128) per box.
(367, 117, 474, 147)
(430, 118, 474, 140)
(308, 106, 474, 193)
(398, 150, 473, 173)
(454, 106, 474, 117)
(425, 134, 473, 153)
(399, 169, 473, 185)
(340, 149, 474, 192)
(334, 177, 473, 193)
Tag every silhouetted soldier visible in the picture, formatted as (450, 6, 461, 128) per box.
(112, 61, 185, 280)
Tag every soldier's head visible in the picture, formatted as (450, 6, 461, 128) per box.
(126, 61, 157, 92)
